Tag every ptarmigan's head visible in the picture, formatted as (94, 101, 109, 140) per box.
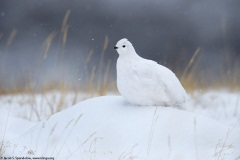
(114, 38, 136, 55)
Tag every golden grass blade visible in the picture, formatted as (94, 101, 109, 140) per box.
(7, 28, 17, 46)
(61, 10, 71, 46)
(43, 31, 57, 59)
(62, 25, 69, 46)
(61, 10, 71, 33)
(89, 65, 96, 93)
(181, 47, 201, 80)
(85, 49, 94, 70)
(102, 35, 109, 54)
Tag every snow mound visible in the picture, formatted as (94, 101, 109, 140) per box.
(4, 96, 240, 160)
(0, 116, 35, 140)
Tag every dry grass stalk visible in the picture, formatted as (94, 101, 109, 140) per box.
(181, 47, 201, 81)
(84, 49, 94, 79)
(214, 129, 234, 160)
(181, 48, 202, 91)
(62, 25, 69, 47)
(147, 107, 159, 156)
(102, 35, 109, 53)
(85, 49, 94, 67)
(7, 28, 17, 46)
(56, 114, 83, 159)
(61, 10, 71, 47)
(43, 31, 57, 59)
(89, 65, 96, 94)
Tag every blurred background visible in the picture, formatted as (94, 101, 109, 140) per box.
(0, 0, 240, 94)
(0, 1, 240, 154)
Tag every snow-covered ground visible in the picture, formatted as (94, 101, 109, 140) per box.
(0, 90, 240, 159)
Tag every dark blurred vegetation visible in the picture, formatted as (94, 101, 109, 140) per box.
(0, 0, 239, 94)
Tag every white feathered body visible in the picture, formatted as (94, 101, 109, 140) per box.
(117, 54, 187, 106)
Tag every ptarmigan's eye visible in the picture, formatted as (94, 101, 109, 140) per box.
(122, 45, 125, 48)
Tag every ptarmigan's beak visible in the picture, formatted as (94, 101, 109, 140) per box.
(114, 46, 118, 50)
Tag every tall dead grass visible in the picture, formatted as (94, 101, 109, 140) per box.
(0, 10, 239, 96)
(180, 47, 240, 92)
(0, 10, 118, 118)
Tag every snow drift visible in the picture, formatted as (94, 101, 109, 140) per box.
(3, 96, 240, 160)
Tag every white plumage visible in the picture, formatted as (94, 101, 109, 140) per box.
(114, 38, 187, 106)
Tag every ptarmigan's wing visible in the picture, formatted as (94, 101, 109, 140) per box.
(131, 60, 186, 105)
(131, 60, 163, 87)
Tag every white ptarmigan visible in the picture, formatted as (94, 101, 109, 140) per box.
(114, 38, 187, 106)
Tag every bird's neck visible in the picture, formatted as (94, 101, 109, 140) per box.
(117, 52, 143, 69)
(120, 51, 142, 60)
